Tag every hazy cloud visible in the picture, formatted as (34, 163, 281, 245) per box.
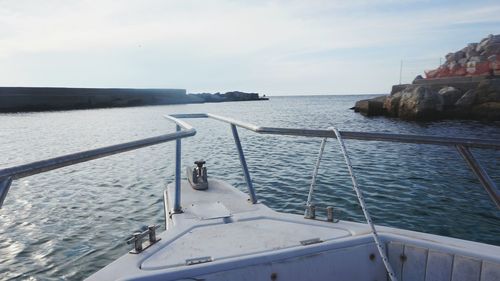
(1, 0, 499, 94)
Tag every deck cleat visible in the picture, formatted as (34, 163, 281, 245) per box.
(187, 160, 209, 190)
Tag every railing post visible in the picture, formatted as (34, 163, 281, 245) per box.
(456, 145, 500, 209)
(0, 177, 13, 208)
(173, 125, 182, 213)
(305, 137, 327, 218)
(230, 124, 257, 204)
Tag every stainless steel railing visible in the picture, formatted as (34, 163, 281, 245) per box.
(1, 113, 498, 212)
(0, 116, 195, 208)
(169, 113, 500, 209)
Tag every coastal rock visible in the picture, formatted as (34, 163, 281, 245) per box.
(470, 102, 500, 120)
(383, 91, 403, 117)
(476, 35, 492, 52)
(454, 89, 476, 108)
(391, 84, 410, 95)
(445, 52, 456, 63)
(398, 86, 443, 120)
(475, 79, 500, 103)
(484, 43, 500, 57)
(354, 95, 385, 116)
(438, 86, 463, 107)
(187, 91, 268, 103)
(458, 58, 468, 66)
(224, 91, 259, 101)
(465, 43, 479, 58)
(352, 77, 499, 121)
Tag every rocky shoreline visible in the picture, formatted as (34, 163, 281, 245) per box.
(354, 76, 500, 121)
(353, 34, 500, 121)
(188, 91, 268, 103)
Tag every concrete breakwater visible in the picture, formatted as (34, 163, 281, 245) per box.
(0, 87, 267, 112)
(425, 34, 500, 78)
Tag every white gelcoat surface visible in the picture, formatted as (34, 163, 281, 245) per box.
(87, 179, 500, 281)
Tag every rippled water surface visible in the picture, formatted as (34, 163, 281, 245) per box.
(1, 95, 499, 280)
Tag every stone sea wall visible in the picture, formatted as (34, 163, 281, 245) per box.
(0, 87, 267, 112)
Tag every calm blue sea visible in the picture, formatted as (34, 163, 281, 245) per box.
(1, 95, 499, 280)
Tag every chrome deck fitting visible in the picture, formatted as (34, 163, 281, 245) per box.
(187, 160, 209, 190)
(126, 225, 161, 254)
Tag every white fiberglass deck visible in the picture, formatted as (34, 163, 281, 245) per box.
(87, 179, 500, 281)
(146, 179, 352, 270)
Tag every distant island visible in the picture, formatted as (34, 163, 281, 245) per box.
(353, 34, 500, 121)
(0, 87, 268, 112)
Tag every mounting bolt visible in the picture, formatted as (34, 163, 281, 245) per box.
(400, 254, 407, 262)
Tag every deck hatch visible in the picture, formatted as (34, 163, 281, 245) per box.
(141, 218, 351, 270)
(187, 201, 231, 220)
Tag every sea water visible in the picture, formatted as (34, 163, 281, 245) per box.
(1, 95, 499, 280)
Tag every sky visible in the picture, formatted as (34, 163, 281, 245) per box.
(0, 0, 499, 95)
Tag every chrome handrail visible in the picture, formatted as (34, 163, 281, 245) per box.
(1, 113, 498, 212)
(171, 113, 500, 149)
(0, 115, 196, 208)
(169, 113, 500, 209)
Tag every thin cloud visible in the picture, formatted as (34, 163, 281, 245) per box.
(0, 0, 498, 94)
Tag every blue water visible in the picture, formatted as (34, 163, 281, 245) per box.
(0, 95, 499, 280)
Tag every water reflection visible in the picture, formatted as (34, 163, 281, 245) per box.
(0, 96, 499, 279)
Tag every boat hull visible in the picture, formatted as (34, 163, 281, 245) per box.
(87, 179, 500, 281)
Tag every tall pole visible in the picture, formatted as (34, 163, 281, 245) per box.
(399, 60, 403, 85)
